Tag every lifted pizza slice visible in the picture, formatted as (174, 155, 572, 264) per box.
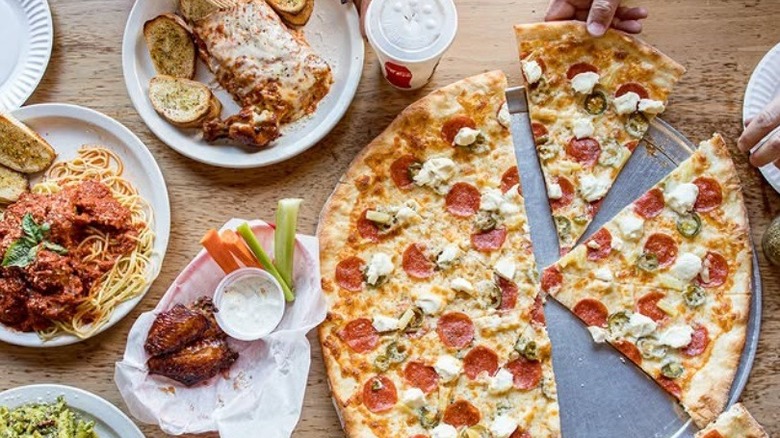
(514, 21, 685, 253)
(694, 403, 768, 438)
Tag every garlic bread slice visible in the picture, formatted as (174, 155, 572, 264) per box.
(144, 13, 196, 79)
(148, 75, 214, 128)
(0, 113, 56, 173)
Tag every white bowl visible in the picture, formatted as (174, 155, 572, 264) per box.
(213, 268, 286, 341)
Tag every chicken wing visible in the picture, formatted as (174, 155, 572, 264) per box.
(147, 338, 239, 386)
(144, 303, 209, 356)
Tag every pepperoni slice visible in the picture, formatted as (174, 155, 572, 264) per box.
(338, 318, 379, 353)
(636, 291, 668, 323)
(357, 209, 380, 242)
(682, 325, 710, 357)
(697, 252, 728, 288)
(531, 293, 546, 326)
(436, 312, 475, 349)
(510, 430, 532, 438)
(643, 233, 678, 268)
(633, 188, 665, 219)
(693, 177, 722, 213)
(403, 361, 439, 393)
(549, 177, 574, 211)
(498, 277, 518, 310)
(541, 266, 562, 293)
(625, 140, 639, 152)
(471, 227, 507, 252)
(443, 400, 481, 428)
(463, 346, 499, 380)
(505, 357, 542, 390)
(588, 198, 604, 218)
(403, 243, 435, 279)
(362, 375, 397, 413)
(656, 376, 682, 399)
(616, 83, 649, 99)
(566, 62, 598, 79)
(532, 122, 549, 144)
(445, 182, 481, 217)
(614, 340, 642, 365)
(442, 115, 476, 144)
(565, 137, 601, 167)
(501, 166, 520, 194)
(586, 228, 612, 261)
(335, 256, 364, 291)
(390, 155, 419, 190)
(573, 298, 608, 327)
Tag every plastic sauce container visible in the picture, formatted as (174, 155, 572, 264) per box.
(365, 0, 458, 90)
(213, 268, 285, 341)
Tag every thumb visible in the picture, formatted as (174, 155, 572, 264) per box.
(586, 0, 620, 36)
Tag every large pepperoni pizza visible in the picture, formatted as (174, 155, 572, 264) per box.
(694, 403, 768, 438)
(514, 21, 686, 254)
(318, 71, 562, 438)
(541, 134, 752, 428)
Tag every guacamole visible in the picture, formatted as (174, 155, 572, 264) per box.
(0, 396, 98, 438)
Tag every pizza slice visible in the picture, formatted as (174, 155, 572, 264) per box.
(694, 403, 768, 438)
(318, 71, 562, 438)
(541, 135, 752, 427)
(514, 21, 685, 253)
(543, 134, 752, 298)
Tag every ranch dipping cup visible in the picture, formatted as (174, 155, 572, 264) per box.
(365, 0, 458, 90)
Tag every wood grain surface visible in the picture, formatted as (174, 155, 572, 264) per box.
(3, 0, 778, 436)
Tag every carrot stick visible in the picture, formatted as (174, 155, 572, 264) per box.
(220, 229, 262, 269)
(200, 229, 240, 274)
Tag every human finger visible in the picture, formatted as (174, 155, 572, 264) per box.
(612, 18, 643, 34)
(586, 0, 621, 36)
(750, 129, 780, 167)
(615, 6, 648, 21)
(545, 0, 577, 21)
(739, 94, 780, 152)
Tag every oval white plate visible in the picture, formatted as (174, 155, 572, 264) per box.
(122, 0, 364, 169)
(743, 41, 780, 194)
(0, 384, 144, 438)
(0, 0, 53, 110)
(3, 103, 171, 347)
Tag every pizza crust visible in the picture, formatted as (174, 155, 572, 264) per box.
(694, 403, 768, 438)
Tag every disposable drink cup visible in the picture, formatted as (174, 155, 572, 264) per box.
(365, 0, 458, 90)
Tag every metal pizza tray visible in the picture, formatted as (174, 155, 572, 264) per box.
(506, 89, 762, 438)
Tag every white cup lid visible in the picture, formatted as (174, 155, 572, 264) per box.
(366, 0, 458, 63)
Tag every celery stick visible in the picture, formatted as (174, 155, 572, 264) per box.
(237, 223, 294, 302)
(274, 198, 302, 292)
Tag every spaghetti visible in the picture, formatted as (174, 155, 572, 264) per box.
(30, 147, 155, 339)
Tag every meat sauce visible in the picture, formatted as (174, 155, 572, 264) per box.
(0, 181, 137, 331)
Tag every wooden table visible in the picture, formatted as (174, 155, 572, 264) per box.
(4, 0, 778, 436)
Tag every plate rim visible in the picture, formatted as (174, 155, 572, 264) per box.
(0, 0, 53, 111)
(120, 0, 365, 169)
(742, 40, 780, 194)
(2, 102, 171, 348)
(0, 383, 144, 437)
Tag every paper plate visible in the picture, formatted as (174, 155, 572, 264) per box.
(743, 41, 780, 193)
(0, 384, 144, 438)
(122, 0, 364, 168)
(2, 103, 171, 347)
(0, 0, 53, 110)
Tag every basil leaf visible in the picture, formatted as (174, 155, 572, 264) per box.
(2, 239, 37, 268)
(21, 213, 41, 241)
(43, 240, 68, 255)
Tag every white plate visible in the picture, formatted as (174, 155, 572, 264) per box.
(0, 0, 53, 111)
(743, 41, 780, 194)
(0, 384, 144, 437)
(3, 103, 171, 347)
(122, 0, 364, 169)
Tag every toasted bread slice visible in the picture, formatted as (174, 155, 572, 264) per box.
(268, 0, 306, 14)
(0, 165, 28, 204)
(144, 14, 196, 79)
(277, 0, 313, 28)
(178, 0, 236, 23)
(0, 113, 56, 173)
(148, 75, 214, 128)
